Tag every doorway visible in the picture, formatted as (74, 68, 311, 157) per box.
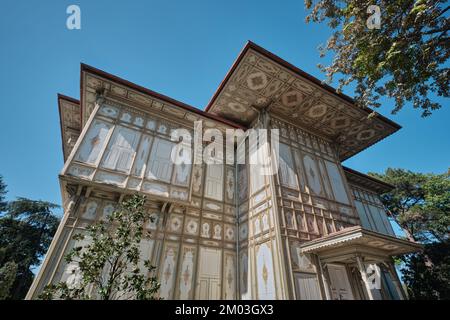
(327, 264, 354, 300)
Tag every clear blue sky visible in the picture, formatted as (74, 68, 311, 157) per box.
(1, 0, 449, 210)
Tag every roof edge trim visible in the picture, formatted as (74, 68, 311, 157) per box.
(205, 41, 401, 131)
(80, 63, 245, 129)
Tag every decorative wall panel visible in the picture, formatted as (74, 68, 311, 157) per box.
(159, 243, 179, 299)
(75, 120, 112, 165)
(238, 164, 248, 202)
(256, 242, 276, 299)
(239, 252, 251, 299)
(177, 245, 196, 299)
(223, 252, 236, 299)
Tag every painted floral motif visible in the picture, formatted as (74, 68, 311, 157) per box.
(185, 219, 198, 235)
(201, 222, 210, 238)
(192, 165, 203, 194)
(226, 169, 235, 201)
(159, 247, 176, 299)
(170, 215, 182, 232)
(239, 224, 248, 239)
(120, 112, 132, 122)
(225, 225, 235, 241)
(213, 224, 222, 240)
(179, 249, 195, 299)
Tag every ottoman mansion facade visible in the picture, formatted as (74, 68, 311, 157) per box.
(26, 42, 421, 300)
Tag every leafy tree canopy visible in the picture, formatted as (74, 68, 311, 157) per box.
(305, 0, 449, 116)
(0, 193, 60, 299)
(0, 175, 7, 212)
(0, 261, 18, 300)
(1, 198, 60, 266)
(40, 194, 160, 300)
(402, 240, 450, 299)
(370, 168, 449, 299)
(369, 168, 449, 242)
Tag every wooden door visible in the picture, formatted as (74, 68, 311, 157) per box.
(294, 272, 322, 300)
(327, 264, 354, 300)
(195, 248, 222, 299)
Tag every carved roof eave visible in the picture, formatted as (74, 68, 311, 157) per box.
(79, 63, 246, 133)
(343, 166, 395, 194)
(57, 94, 81, 162)
(205, 41, 402, 161)
(300, 226, 422, 256)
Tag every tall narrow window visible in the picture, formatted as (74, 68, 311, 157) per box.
(75, 119, 112, 165)
(131, 134, 153, 177)
(146, 138, 175, 183)
(368, 205, 389, 235)
(101, 125, 141, 173)
(278, 143, 298, 189)
(303, 154, 322, 195)
(204, 164, 223, 201)
(354, 200, 373, 230)
(172, 141, 192, 187)
(325, 161, 350, 204)
(249, 137, 267, 194)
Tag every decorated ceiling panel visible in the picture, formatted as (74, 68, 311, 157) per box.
(58, 95, 81, 162)
(206, 44, 401, 160)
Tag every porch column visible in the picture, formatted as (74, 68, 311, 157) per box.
(317, 257, 331, 300)
(355, 255, 375, 300)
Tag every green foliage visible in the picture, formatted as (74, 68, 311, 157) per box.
(305, 0, 449, 116)
(0, 176, 7, 212)
(40, 194, 160, 300)
(369, 168, 450, 242)
(370, 168, 450, 299)
(0, 261, 18, 299)
(402, 240, 450, 299)
(0, 195, 59, 299)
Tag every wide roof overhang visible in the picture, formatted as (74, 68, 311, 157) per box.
(206, 41, 401, 161)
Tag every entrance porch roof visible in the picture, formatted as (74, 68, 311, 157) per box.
(300, 226, 422, 262)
